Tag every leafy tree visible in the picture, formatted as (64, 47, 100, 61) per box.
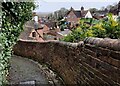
(0, 2, 36, 85)
(62, 18, 95, 42)
(62, 13, 120, 43)
(47, 7, 68, 21)
(106, 5, 113, 10)
(92, 21, 106, 38)
(92, 13, 120, 38)
(100, 6, 106, 11)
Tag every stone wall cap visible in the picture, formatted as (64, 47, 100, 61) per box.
(84, 37, 120, 51)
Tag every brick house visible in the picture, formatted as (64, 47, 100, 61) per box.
(65, 7, 93, 26)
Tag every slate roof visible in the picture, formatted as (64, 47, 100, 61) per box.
(74, 11, 81, 18)
(44, 21, 57, 29)
(19, 21, 34, 40)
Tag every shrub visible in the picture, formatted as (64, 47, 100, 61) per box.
(92, 13, 120, 39)
(62, 13, 120, 42)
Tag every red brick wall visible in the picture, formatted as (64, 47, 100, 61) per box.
(13, 38, 120, 85)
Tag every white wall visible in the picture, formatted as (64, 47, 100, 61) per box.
(85, 11, 92, 18)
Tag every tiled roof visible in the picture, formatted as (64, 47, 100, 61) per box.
(47, 30, 57, 36)
(19, 25, 34, 40)
(19, 20, 44, 40)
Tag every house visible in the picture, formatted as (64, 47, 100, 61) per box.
(65, 7, 93, 26)
(20, 20, 61, 41)
(20, 14, 68, 42)
(19, 20, 44, 42)
(43, 30, 58, 40)
(85, 11, 92, 18)
(92, 10, 108, 20)
(43, 29, 71, 41)
(29, 29, 44, 42)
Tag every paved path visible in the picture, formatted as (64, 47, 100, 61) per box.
(9, 55, 49, 85)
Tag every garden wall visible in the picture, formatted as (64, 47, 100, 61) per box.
(13, 37, 120, 85)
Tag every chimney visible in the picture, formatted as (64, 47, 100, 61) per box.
(81, 6, 84, 11)
(70, 7, 74, 11)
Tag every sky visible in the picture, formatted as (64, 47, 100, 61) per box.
(33, 0, 120, 12)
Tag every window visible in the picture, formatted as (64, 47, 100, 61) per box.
(32, 32, 36, 37)
(54, 38, 57, 40)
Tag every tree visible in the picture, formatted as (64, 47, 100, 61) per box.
(0, 2, 36, 85)
(62, 14, 120, 43)
(47, 7, 68, 21)
(100, 6, 106, 11)
(106, 5, 113, 10)
(89, 8, 98, 13)
(57, 8, 68, 20)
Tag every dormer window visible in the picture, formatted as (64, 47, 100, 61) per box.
(32, 32, 36, 37)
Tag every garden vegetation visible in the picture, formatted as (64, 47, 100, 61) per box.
(62, 13, 120, 42)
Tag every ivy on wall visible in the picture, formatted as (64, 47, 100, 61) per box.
(0, 2, 36, 85)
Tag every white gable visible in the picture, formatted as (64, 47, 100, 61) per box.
(85, 11, 92, 18)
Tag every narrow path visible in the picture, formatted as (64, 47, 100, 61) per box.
(9, 55, 49, 85)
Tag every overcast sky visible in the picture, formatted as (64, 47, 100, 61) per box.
(33, 0, 119, 12)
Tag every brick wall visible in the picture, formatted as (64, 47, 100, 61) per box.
(66, 11, 79, 24)
(13, 38, 120, 85)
